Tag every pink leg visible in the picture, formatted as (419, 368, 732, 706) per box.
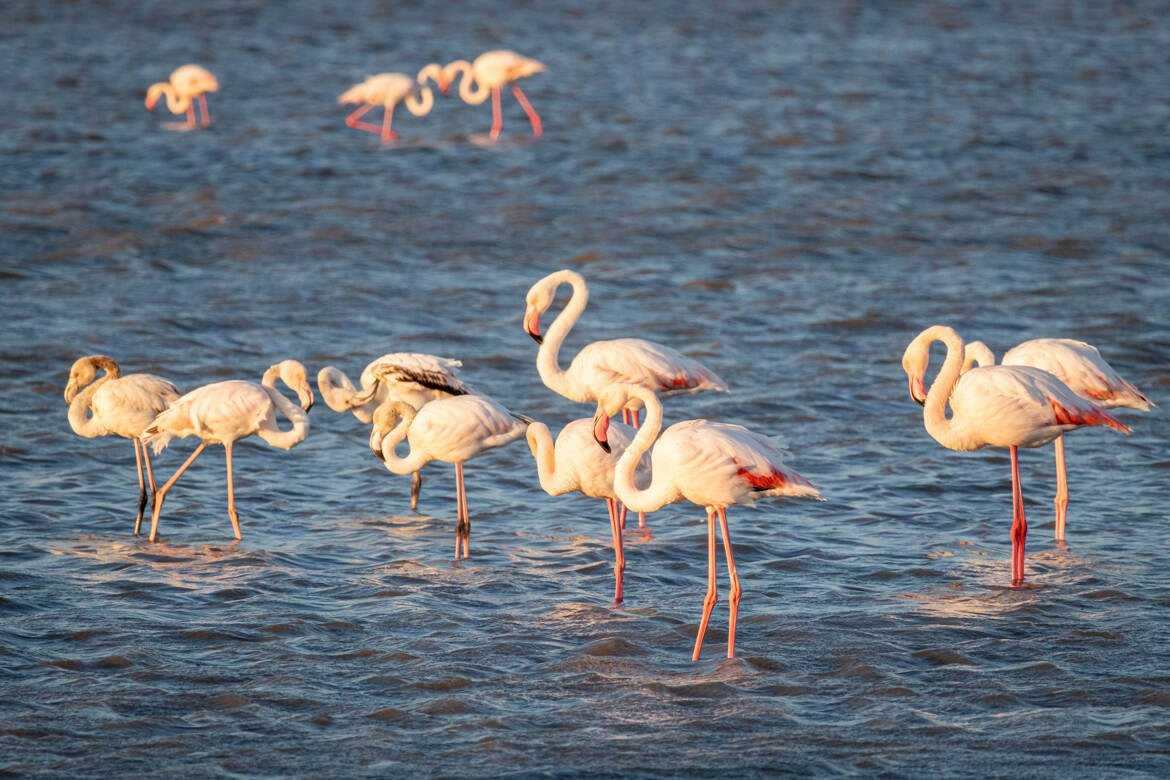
(345, 103, 387, 136)
(631, 409, 646, 529)
(1010, 445, 1028, 586)
(411, 470, 422, 511)
(1053, 436, 1068, 542)
(692, 508, 719, 661)
(718, 508, 741, 658)
(607, 498, 625, 604)
(149, 441, 208, 542)
(225, 442, 241, 540)
(455, 462, 470, 559)
(380, 103, 398, 144)
(185, 105, 196, 127)
(511, 85, 542, 138)
(618, 409, 630, 529)
(489, 87, 502, 141)
(133, 438, 148, 534)
(198, 94, 211, 127)
(139, 443, 159, 535)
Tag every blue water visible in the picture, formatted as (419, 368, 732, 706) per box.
(2, 1, 1169, 776)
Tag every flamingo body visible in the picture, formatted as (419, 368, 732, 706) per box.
(425, 50, 546, 140)
(145, 65, 219, 127)
(317, 352, 468, 424)
(339, 73, 435, 143)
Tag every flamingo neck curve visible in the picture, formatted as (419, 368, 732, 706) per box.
(535, 269, 592, 402)
(446, 61, 490, 105)
(914, 325, 977, 451)
(525, 421, 564, 496)
(611, 385, 679, 513)
(373, 402, 430, 475)
(257, 366, 310, 450)
(147, 83, 191, 115)
(404, 87, 434, 116)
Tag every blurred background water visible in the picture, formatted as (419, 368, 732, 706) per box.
(2, 0, 1169, 776)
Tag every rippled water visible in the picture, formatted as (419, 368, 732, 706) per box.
(3, 1, 1170, 776)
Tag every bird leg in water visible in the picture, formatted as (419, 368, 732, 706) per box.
(1053, 435, 1068, 542)
(511, 86, 542, 138)
(149, 441, 209, 542)
(454, 462, 470, 559)
(718, 508, 741, 658)
(345, 103, 397, 142)
(607, 498, 625, 604)
(133, 439, 148, 534)
(1010, 445, 1028, 586)
(197, 94, 211, 127)
(692, 508, 720, 661)
(489, 87, 502, 141)
(225, 442, 242, 540)
(618, 408, 646, 529)
(411, 470, 423, 511)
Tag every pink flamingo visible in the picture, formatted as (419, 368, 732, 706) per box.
(523, 268, 728, 529)
(65, 355, 181, 533)
(145, 65, 219, 128)
(141, 360, 314, 543)
(338, 73, 435, 144)
(592, 383, 821, 661)
(369, 394, 528, 559)
(962, 338, 1151, 541)
(902, 326, 1131, 586)
(421, 50, 545, 141)
(525, 417, 650, 603)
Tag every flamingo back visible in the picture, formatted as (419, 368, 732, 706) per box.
(408, 395, 526, 464)
(143, 380, 273, 453)
(92, 374, 181, 438)
(571, 338, 728, 402)
(338, 73, 414, 106)
(1003, 338, 1151, 410)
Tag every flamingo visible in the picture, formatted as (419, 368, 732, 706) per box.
(338, 73, 435, 144)
(960, 338, 1151, 541)
(420, 50, 545, 141)
(317, 352, 471, 509)
(369, 393, 528, 560)
(592, 383, 821, 661)
(902, 326, 1131, 586)
(64, 355, 182, 533)
(141, 360, 314, 543)
(525, 417, 650, 603)
(523, 268, 728, 528)
(145, 65, 219, 128)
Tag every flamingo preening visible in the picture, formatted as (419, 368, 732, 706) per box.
(962, 338, 1151, 541)
(369, 393, 528, 559)
(145, 65, 219, 128)
(338, 73, 435, 144)
(420, 50, 545, 141)
(317, 352, 470, 509)
(592, 383, 821, 660)
(902, 326, 1131, 585)
(65, 355, 181, 533)
(141, 360, 314, 543)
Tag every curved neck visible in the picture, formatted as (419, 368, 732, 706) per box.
(317, 366, 359, 413)
(449, 61, 490, 104)
(257, 370, 309, 450)
(66, 374, 110, 438)
(377, 405, 430, 474)
(148, 83, 190, 114)
(917, 326, 969, 450)
(536, 270, 591, 401)
(525, 422, 561, 494)
(612, 386, 677, 512)
(405, 87, 434, 116)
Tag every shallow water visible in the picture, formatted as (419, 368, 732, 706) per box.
(2, 0, 1170, 776)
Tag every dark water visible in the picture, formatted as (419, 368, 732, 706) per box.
(3, 0, 1170, 776)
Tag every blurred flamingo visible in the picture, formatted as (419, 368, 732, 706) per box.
(145, 65, 219, 128)
(338, 73, 435, 144)
(421, 50, 545, 141)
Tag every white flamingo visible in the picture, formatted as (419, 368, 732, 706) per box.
(902, 326, 1131, 585)
(65, 355, 181, 533)
(525, 417, 650, 603)
(141, 360, 314, 543)
(960, 338, 1151, 541)
(370, 393, 528, 559)
(523, 268, 728, 528)
(338, 73, 435, 144)
(318, 352, 470, 509)
(420, 50, 545, 141)
(592, 383, 821, 661)
(145, 65, 219, 128)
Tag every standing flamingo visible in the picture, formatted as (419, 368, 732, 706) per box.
(960, 339, 1151, 541)
(523, 268, 728, 528)
(525, 417, 650, 603)
(902, 326, 1131, 585)
(65, 355, 181, 533)
(338, 73, 435, 144)
(369, 394, 528, 560)
(141, 360, 314, 543)
(592, 383, 821, 661)
(318, 352, 470, 509)
(145, 65, 219, 128)
(420, 50, 545, 141)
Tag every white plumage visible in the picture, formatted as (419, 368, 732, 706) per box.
(338, 73, 435, 144)
(420, 50, 545, 140)
(145, 64, 219, 127)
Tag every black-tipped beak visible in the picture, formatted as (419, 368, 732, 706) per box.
(528, 331, 543, 345)
(594, 434, 611, 453)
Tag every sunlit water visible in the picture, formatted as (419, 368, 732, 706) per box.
(2, 1, 1169, 776)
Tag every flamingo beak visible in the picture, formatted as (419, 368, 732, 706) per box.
(523, 305, 543, 344)
(300, 386, 315, 412)
(909, 376, 926, 406)
(369, 426, 386, 461)
(64, 381, 78, 403)
(592, 406, 611, 453)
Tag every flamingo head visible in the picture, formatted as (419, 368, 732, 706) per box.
(64, 355, 119, 402)
(900, 340, 930, 406)
(592, 403, 611, 453)
(961, 340, 996, 374)
(523, 278, 559, 343)
(369, 400, 416, 459)
(523, 304, 543, 343)
(592, 383, 642, 452)
(273, 360, 315, 411)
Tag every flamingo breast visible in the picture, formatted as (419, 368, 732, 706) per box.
(92, 374, 180, 437)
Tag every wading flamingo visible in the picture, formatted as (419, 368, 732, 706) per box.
(525, 417, 650, 603)
(65, 355, 181, 533)
(141, 360, 314, 543)
(145, 65, 219, 128)
(592, 383, 821, 661)
(902, 326, 1131, 586)
(962, 339, 1151, 541)
(370, 394, 528, 559)
(420, 50, 545, 141)
(318, 352, 470, 509)
(523, 268, 728, 528)
(338, 73, 435, 144)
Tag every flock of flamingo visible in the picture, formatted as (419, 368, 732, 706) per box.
(65, 267, 1152, 660)
(145, 51, 546, 142)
